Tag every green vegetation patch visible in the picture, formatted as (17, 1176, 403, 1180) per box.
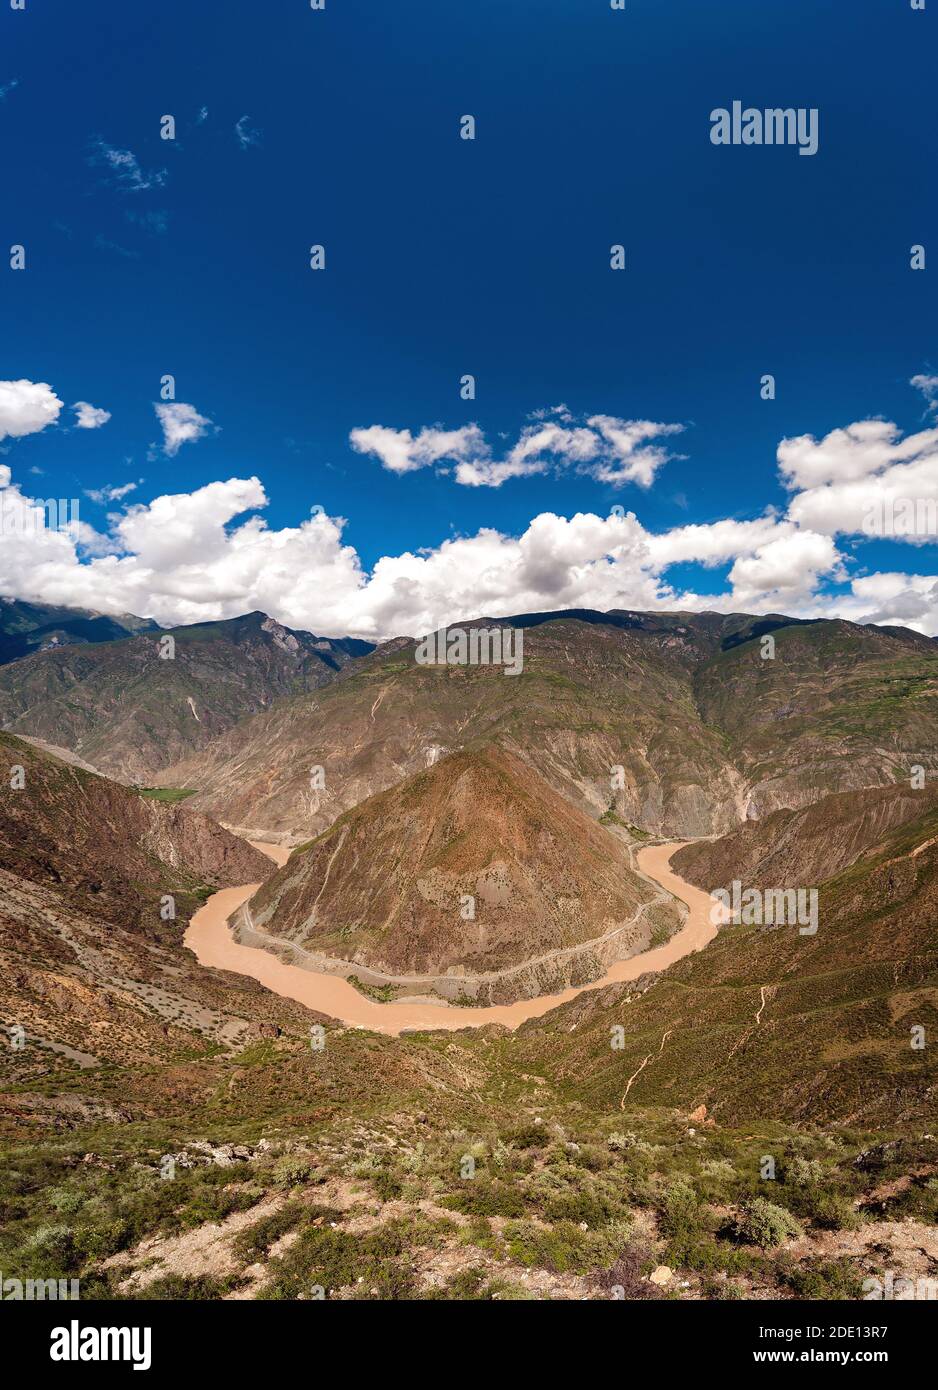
(135, 787, 197, 802)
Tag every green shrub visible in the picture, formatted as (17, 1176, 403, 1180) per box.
(875, 1177, 938, 1225)
(780, 1257, 865, 1300)
(271, 1154, 315, 1189)
(507, 1124, 547, 1150)
(260, 1221, 416, 1300)
(73, 1220, 130, 1263)
(372, 1170, 403, 1202)
(426, 1267, 491, 1300)
(460, 1215, 500, 1255)
(23, 1224, 78, 1273)
(175, 1183, 260, 1230)
(504, 1218, 590, 1273)
(700, 1274, 746, 1300)
(544, 1190, 621, 1228)
(132, 1273, 243, 1299)
(490, 1280, 537, 1300)
(732, 1198, 803, 1248)
(442, 1181, 526, 1219)
(658, 1179, 706, 1264)
(783, 1156, 825, 1187)
(46, 1187, 84, 1218)
(804, 1191, 861, 1232)
(778, 1180, 862, 1231)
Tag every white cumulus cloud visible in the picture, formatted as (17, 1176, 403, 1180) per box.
(349, 423, 485, 476)
(2, 386, 938, 639)
(0, 461, 927, 638)
(781, 420, 938, 543)
(778, 419, 938, 490)
(0, 379, 63, 441)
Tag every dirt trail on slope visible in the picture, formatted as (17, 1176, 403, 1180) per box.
(184, 840, 722, 1037)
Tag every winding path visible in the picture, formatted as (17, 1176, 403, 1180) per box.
(184, 840, 723, 1037)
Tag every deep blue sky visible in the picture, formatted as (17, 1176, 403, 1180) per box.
(1, 0, 935, 600)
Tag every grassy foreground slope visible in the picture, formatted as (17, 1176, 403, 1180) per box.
(511, 788, 938, 1129)
(1, 1011, 934, 1300)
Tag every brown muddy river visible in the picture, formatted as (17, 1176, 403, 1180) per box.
(184, 840, 721, 1036)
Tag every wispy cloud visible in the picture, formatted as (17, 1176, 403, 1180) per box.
(350, 409, 686, 489)
(0, 79, 19, 101)
(154, 401, 215, 456)
(124, 208, 169, 235)
(88, 138, 168, 192)
(84, 480, 140, 504)
(235, 115, 262, 150)
(93, 233, 139, 260)
(911, 372, 938, 418)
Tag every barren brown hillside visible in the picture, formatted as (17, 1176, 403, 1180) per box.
(246, 743, 678, 999)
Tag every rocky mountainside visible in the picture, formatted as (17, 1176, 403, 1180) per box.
(511, 786, 938, 1128)
(690, 616, 938, 820)
(0, 731, 312, 1076)
(0, 609, 373, 782)
(672, 781, 938, 892)
(244, 744, 678, 1002)
(0, 731, 270, 934)
(0, 596, 158, 665)
(159, 609, 938, 841)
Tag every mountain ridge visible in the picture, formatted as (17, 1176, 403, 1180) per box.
(0, 596, 159, 665)
(0, 608, 374, 782)
(158, 608, 938, 842)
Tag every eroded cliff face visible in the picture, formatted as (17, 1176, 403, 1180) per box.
(0, 732, 309, 1078)
(137, 801, 270, 885)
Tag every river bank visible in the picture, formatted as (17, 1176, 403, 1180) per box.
(184, 840, 721, 1036)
